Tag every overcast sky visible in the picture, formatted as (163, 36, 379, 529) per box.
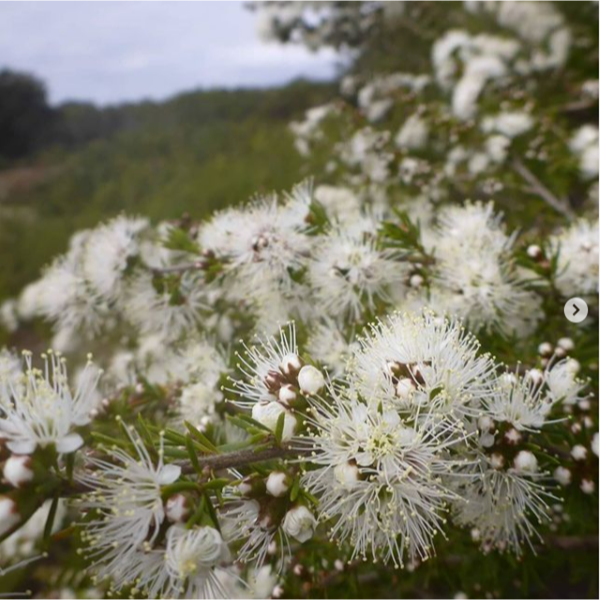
(0, 1, 340, 106)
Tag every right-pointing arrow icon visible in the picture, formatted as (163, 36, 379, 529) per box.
(565, 297, 588, 323)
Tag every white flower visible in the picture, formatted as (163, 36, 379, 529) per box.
(165, 526, 232, 599)
(297, 365, 325, 395)
(0, 299, 19, 333)
(221, 498, 278, 566)
(0, 349, 21, 393)
(425, 202, 541, 336)
(33, 255, 108, 337)
(306, 319, 355, 377)
(313, 185, 363, 227)
(569, 125, 599, 180)
(3, 455, 34, 488)
(82, 216, 148, 302)
(308, 229, 406, 321)
(549, 219, 599, 297)
(350, 311, 496, 420)
(592, 432, 599, 457)
(333, 462, 360, 488)
(179, 381, 222, 427)
(0, 351, 101, 454)
(281, 505, 316, 543)
(544, 358, 588, 406)
(124, 271, 206, 341)
(199, 196, 310, 290)
(232, 323, 299, 407)
(303, 389, 464, 566)
(483, 372, 557, 432)
(77, 427, 181, 581)
(453, 466, 554, 554)
(252, 402, 297, 440)
(395, 114, 429, 150)
(341, 127, 392, 182)
(481, 111, 533, 138)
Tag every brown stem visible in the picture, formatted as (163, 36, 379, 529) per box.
(180, 444, 310, 473)
(544, 535, 599, 550)
(512, 158, 575, 220)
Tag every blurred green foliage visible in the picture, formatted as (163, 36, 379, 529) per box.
(0, 80, 335, 300)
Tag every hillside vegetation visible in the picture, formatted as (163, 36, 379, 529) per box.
(0, 80, 335, 300)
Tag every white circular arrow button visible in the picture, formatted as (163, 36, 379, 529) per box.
(564, 297, 588, 323)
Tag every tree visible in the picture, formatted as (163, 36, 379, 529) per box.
(0, 69, 56, 161)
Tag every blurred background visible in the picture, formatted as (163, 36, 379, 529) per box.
(0, 1, 342, 309)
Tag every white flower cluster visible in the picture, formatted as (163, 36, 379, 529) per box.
(3, 183, 572, 351)
(0, 3, 597, 597)
(231, 317, 588, 566)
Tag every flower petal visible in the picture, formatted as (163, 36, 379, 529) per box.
(55, 433, 84, 454)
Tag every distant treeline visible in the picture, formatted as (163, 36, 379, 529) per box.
(0, 67, 336, 164)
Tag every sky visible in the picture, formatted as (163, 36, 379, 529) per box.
(0, 1, 340, 106)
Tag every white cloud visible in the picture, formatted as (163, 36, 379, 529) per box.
(0, 1, 339, 105)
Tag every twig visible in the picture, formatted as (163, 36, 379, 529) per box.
(560, 98, 598, 115)
(512, 158, 575, 220)
(544, 535, 599, 551)
(179, 443, 311, 473)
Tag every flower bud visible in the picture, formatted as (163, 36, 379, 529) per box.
(0, 496, 20, 537)
(165, 494, 191, 523)
(513, 450, 538, 474)
(553, 466, 571, 486)
(297, 365, 325, 395)
(526, 244, 543, 260)
(537, 342, 553, 357)
(280, 354, 303, 377)
(266, 472, 290, 497)
(592, 432, 599, 457)
(334, 462, 360, 488)
(504, 428, 522, 445)
(525, 368, 544, 386)
(581, 479, 595, 495)
(571, 444, 587, 461)
(490, 453, 505, 470)
(264, 370, 287, 394)
(409, 274, 424, 288)
(478, 416, 495, 432)
(554, 347, 567, 359)
(282, 505, 316, 543)
(3, 455, 34, 488)
(252, 401, 297, 440)
(557, 337, 574, 352)
(395, 377, 415, 400)
(278, 384, 297, 406)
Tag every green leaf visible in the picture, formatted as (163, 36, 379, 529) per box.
(186, 435, 201, 474)
(164, 227, 201, 254)
(274, 410, 286, 444)
(290, 476, 300, 502)
(185, 421, 218, 453)
(43, 494, 60, 546)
